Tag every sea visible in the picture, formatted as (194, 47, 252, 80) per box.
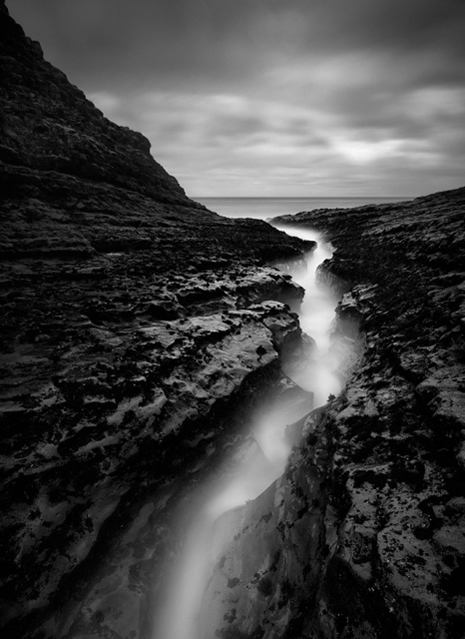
(195, 196, 414, 220)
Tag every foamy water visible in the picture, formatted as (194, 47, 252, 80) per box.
(155, 226, 342, 639)
(277, 226, 342, 406)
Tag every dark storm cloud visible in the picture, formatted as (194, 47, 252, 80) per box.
(11, 0, 274, 89)
(12, 0, 465, 88)
(9, 0, 465, 196)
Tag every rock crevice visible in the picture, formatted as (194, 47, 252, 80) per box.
(201, 190, 465, 638)
(1, 2, 465, 637)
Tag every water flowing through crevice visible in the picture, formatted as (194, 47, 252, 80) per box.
(154, 227, 343, 639)
(277, 225, 342, 406)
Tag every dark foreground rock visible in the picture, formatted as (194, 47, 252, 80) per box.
(0, 4, 315, 637)
(203, 189, 465, 638)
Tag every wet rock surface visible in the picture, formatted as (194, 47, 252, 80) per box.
(205, 189, 465, 638)
(0, 4, 314, 637)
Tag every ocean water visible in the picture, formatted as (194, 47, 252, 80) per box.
(196, 196, 413, 220)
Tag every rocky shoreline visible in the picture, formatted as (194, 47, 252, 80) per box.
(1, 1, 465, 638)
(0, 3, 314, 637)
(201, 190, 465, 638)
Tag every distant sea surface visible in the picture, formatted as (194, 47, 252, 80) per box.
(196, 196, 414, 220)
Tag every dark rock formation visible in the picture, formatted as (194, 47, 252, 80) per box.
(0, 4, 315, 637)
(4, 2, 465, 637)
(204, 189, 465, 638)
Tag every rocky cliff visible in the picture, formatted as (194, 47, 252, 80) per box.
(203, 189, 465, 638)
(0, 4, 314, 638)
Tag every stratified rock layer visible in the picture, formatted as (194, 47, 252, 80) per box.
(203, 189, 465, 638)
(0, 4, 314, 637)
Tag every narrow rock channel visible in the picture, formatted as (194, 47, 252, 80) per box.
(155, 227, 350, 639)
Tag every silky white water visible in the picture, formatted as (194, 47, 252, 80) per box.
(155, 227, 342, 639)
(278, 225, 342, 407)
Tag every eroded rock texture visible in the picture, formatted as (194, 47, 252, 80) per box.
(0, 4, 313, 637)
(205, 189, 465, 638)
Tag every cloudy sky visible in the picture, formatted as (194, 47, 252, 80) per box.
(10, 0, 465, 197)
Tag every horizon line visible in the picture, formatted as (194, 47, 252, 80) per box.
(193, 194, 416, 200)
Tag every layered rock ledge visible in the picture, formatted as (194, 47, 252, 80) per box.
(203, 189, 465, 638)
(0, 4, 315, 637)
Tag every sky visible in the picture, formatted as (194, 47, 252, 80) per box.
(9, 0, 465, 198)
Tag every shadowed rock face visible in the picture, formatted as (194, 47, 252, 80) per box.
(0, 4, 315, 637)
(204, 190, 465, 638)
